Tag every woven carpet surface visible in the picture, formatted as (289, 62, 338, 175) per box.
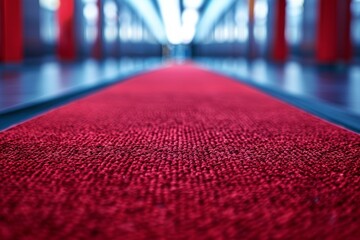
(0, 64, 359, 239)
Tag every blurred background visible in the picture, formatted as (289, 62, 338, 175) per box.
(1, 0, 359, 62)
(0, 0, 359, 131)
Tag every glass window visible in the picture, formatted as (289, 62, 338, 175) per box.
(286, 0, 304, 46)
(39, 0, 59, 44)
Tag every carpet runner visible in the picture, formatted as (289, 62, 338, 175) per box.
(0, 64, 359, 239)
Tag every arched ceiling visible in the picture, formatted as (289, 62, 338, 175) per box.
(123, 0, 237, 44)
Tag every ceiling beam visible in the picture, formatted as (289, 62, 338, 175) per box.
(123, 0, 167, 43)
(194, 0, 236, 43)
(157, 0, 182, 44)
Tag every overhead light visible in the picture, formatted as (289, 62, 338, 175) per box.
(124, 0, 167, 43)
(158, 0, 182, 44)
(182, 8, 199, 25)
(181, 25, 196, 44)
(181, 8, 200, 43)
(183, 0, 204, 9)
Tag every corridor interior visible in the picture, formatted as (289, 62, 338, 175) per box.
(0, 0, 359, 239)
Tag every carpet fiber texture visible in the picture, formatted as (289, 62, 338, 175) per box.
(0, 64, 359, 239)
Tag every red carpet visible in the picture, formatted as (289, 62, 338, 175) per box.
(0, 64, 359, 239)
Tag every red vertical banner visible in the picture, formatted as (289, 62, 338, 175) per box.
(316, 0, 338, 63)
(0, 0, 23, 63)
(57, 0, 76, 60)
(338, 0, 352, 61)
(316, 0, 352, 63)
(272, 0, 288, 61)
(92, 0, 103, 59)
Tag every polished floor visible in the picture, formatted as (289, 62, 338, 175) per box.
(0, 58, 163, 130)
(197, 58, 360, 132)
(0, 57, 359, 132)
(198, 58, 360, 115)
(0, 58, 163, 113)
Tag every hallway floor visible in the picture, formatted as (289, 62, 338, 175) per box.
(198, 58, 360, 132)
(1, 58, 359, 132)
(0, 58, 163, 130)
(1, 64, 359, 239)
